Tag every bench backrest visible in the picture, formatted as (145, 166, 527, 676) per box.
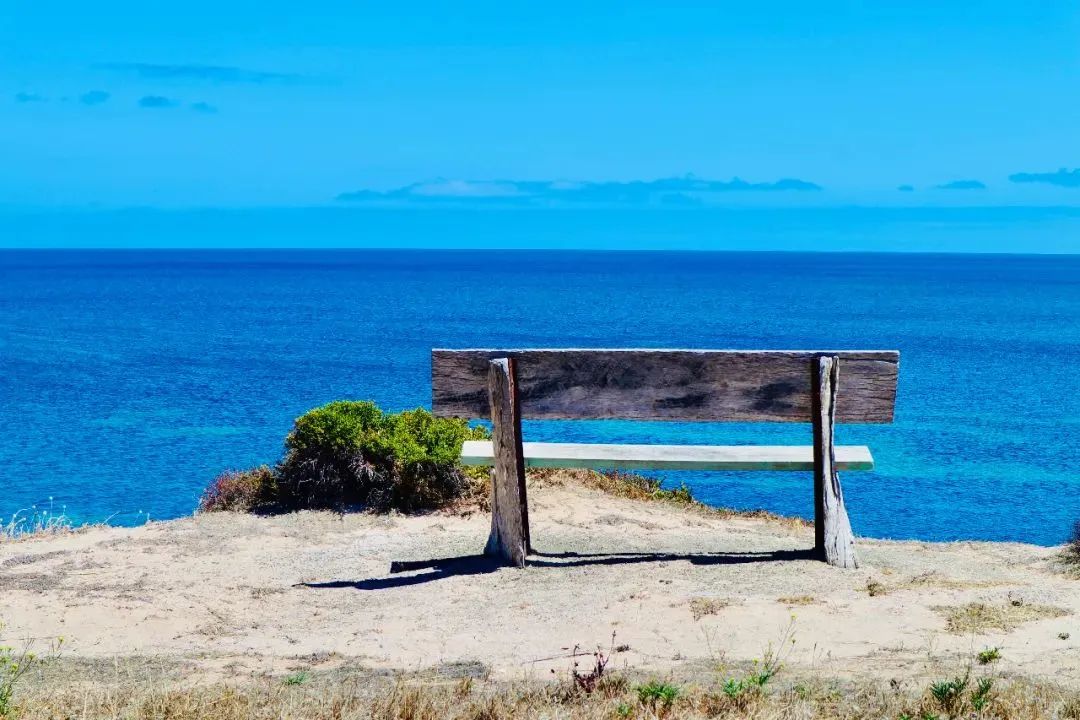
(432, 349, 899, 424)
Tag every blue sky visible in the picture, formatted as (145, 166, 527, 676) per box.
(3, 2, 1080, 211)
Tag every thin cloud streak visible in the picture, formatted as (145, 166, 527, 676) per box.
(936, 179, 986, 190)
(97, 62, 304, 84)
(1009, 168, 1080, 188)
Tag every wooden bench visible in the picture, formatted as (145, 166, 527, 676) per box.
(432, 349, 900, 570)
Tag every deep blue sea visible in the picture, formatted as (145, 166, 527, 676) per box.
(2, 248, 1079, 544)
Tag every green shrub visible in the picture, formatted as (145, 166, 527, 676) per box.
(199, 466, 275, 513)
(636, 680, 680, 708)
(929, 675, 968, 716)
(274, 401, 488, 512)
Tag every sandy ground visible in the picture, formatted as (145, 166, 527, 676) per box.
(2, 476, 1077, 687)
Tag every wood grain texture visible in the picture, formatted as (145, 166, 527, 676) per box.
(432, 349, 899, 423)
(460, 440, 874, 471)
(483, 358, 529, 567)
(812, 356, 859, 569)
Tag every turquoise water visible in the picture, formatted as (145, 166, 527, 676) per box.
(2, 249, 1078, 544)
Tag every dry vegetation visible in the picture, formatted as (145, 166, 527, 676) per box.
(528, 467, 810, 527)
(777, 595, 818, 606)
(1060, 521, 1080, 578)
(10, 661, 1080, 720)
(4, 461, 1079, 718)
(687, 597, 731, 621)
(935, 601, 1071, 634)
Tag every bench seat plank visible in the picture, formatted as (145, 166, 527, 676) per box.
(461, 440, 874, 472)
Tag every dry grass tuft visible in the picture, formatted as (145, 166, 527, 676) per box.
(901, 570, 1005, 590)
(865, 579, 887, 597)
(1059, 520, 1080, 578)
(529, 468, 811, 527)
(862, 571, 1007, 597)
(1, 505, 84, 541)
(777, 595, 819, 606)
(529, 468, 694, 504)
(934, 601, 1070, 634)
(688, 597, 731, 621)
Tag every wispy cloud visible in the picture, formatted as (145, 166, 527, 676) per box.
(138, 95, 179, 109)
(190, 101, 219, 114)
(936, 179, 986, 190)
(1008, 168, 1080, 188)
(897, 184, 915, 192)
(336, 175, 823, 206)
(14, 92, 47, 103)
(79, 90, 110, 106)
(97, 62, 301, 84)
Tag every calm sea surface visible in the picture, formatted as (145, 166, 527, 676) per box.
(2, 249, 1078, 544)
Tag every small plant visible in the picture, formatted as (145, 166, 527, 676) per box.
(976, 646, 1001, 664)
(717, 618, 795, 709)
(866, 579, 887, 597)
(971, 677, 994, 712)
(1060, 632, 1071, 640)
(636, 681, 680, 709)
(283, 670, 309, 686)
(569, 635, 613, 695)
(0, 643, 32, 718)
(722, 677, 751, 698)
(1, 499, 73, 539)
(199, 466, 275, 512)
(0, 624, 62, 718)
(929, 675, 968, 716)
(615, 701, 633, 718)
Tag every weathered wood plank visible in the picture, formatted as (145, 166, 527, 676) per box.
(812, 355, 858, 569)
(483, 358, 530, 567)
(432, 349, 899, 423)
(460, 441, 874, 471)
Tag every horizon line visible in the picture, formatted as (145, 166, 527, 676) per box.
(3, 247, 1079, 257)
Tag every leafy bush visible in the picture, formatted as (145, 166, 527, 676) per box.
(199, 466, 275, 513)
(636, 680, 680, 708)
(274, 401, 488, 512)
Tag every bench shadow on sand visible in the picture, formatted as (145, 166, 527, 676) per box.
(297, 548, 814, 591)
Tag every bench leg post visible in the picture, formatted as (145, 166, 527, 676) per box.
(484, 358, 530, 567)
(812, 355, 859, 569)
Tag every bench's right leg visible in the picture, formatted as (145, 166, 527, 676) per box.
(812, 355, 859, 569)
(484, 358, 530, 567)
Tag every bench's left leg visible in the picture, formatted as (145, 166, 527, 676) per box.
(484, 357, 530, 567)
(812, 355, 859, 569)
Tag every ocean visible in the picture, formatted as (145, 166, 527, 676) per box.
(2, 247, 1079, 544)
